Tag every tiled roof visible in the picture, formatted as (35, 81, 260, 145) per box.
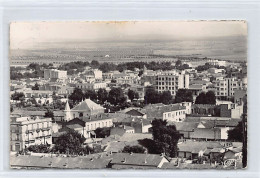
(119, 133, 153, 142)
(71, 99, 104, 111)
(110, 153, 168, 167)
(178, 140, 223, 153)
(172, 122, 199, 132)
(81, 113, 114, 123)
(141, 104, 186, 120)
(11, 110, 64, 117)
(66, 124, 84, 129)
(10, 155, 112, 169)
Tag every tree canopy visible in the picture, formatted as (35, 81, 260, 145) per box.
(11, 92, 25, 101)
(108, 87, 126, 105)
(195, 91, 216, 104)
(122, 145, 146, 154)
(227, 121, 243, 142)
(127, 89, 139, 101)
(52, 130, 92, 155)
(69, 88, 85, 104)
(150, 119, 180, 157)
(174, 89, 193, 103)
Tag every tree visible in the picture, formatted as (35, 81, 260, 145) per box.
(127, 89, 139, 101)
(97, 88, 108, 103)
(144, 86, 161, 104)
(69, 88, 85, 104)
(161, 91, 173, 104)
(151, 119, 180, 157)
(32, 83, 40, 90)
(11, 92, 25, 101)
(52, 129, 87, 155)
(175, 59, 182, 67)
(175, 89, 193, 103)
(122, 145, 146, 153)
(27, 144, 51, 153)
(195, 91, 216, 104)
(195, 92, 206, 104)
(84, 89, 97, 101)
(94, 127, 111, 138)
(205, 91, 216, 104)
(227, 121, 243, 142)
(108, 87, 126, 105)
(44, 109, 54, 119)
(90, 60, 100, 68)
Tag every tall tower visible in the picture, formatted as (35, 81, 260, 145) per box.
(64, 100, 71, 122)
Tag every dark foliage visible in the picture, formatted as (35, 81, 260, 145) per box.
(174, 89, 193, 103)
(11, 92, 25, 101)
(151, 119, 180, 157)
(195, 91, 216, 104)
(122, 145, 146, 153)
(108, 87, 126, 105)
(127, 89, 139, 101)
(52, 130, 91, 155)
(94, 127, 111, 138)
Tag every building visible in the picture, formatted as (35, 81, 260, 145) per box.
(155, 70, 189, 96)
(64, 99, 105, 122)
(44, 69, 67, 80)
(207, 59, 226, 67)
(75, 82, 107, 91)
(142, 103, 186, 122)
(109, 153, 169, 169)
(215, 78, 244, 98)
(110, 125, 135, 136)
(220, 104, 243, 119)
(10, 116, 52, 152)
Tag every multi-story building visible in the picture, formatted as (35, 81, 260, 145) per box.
(142, 103, 187, 122)
(64, 99, 105, 122)
(215, 78, 244, 98)
(10, 116, 52, 152)
(207, 59, 226, 67)
(75, 82, 107, 91)
(155, 70, 189, 96)
(44, 69, 67, 80)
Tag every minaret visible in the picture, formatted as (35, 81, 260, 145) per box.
(64, 100, 71, 122)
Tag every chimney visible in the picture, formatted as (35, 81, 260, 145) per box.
(144, 158, 147, 164)
(122, 158, 126, 163)
(123, 125, 126, 129)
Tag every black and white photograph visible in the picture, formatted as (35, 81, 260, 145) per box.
(9, 21, 247, 169)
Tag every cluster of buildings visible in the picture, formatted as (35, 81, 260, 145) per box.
(10, 58, 247, 169)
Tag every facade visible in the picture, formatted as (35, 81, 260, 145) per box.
(75, 82, 107, 91)
(155, 70, 189, 96)
(215, 78, 244, 98)
(143, 104, 187, 122)
(44, 69, 67, 80)
(10, 116, 52, 152)
(207, 59, 226, 67)
(64, 99, 105, 122)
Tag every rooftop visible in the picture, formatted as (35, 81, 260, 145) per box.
(71, 99, 104, 111)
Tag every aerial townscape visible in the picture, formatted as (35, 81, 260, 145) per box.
(10, 55, 247, 169)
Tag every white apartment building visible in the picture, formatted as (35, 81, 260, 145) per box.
(215, 78, 244, 97)
(75, 82, 107, 91)
(44, 69, 67, 80)
(207, 59, 226, 67)
(10, 116, 52, 152)
(155, 70, 189, 96)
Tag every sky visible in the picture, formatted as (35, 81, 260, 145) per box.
(10, 21, 247, 49)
